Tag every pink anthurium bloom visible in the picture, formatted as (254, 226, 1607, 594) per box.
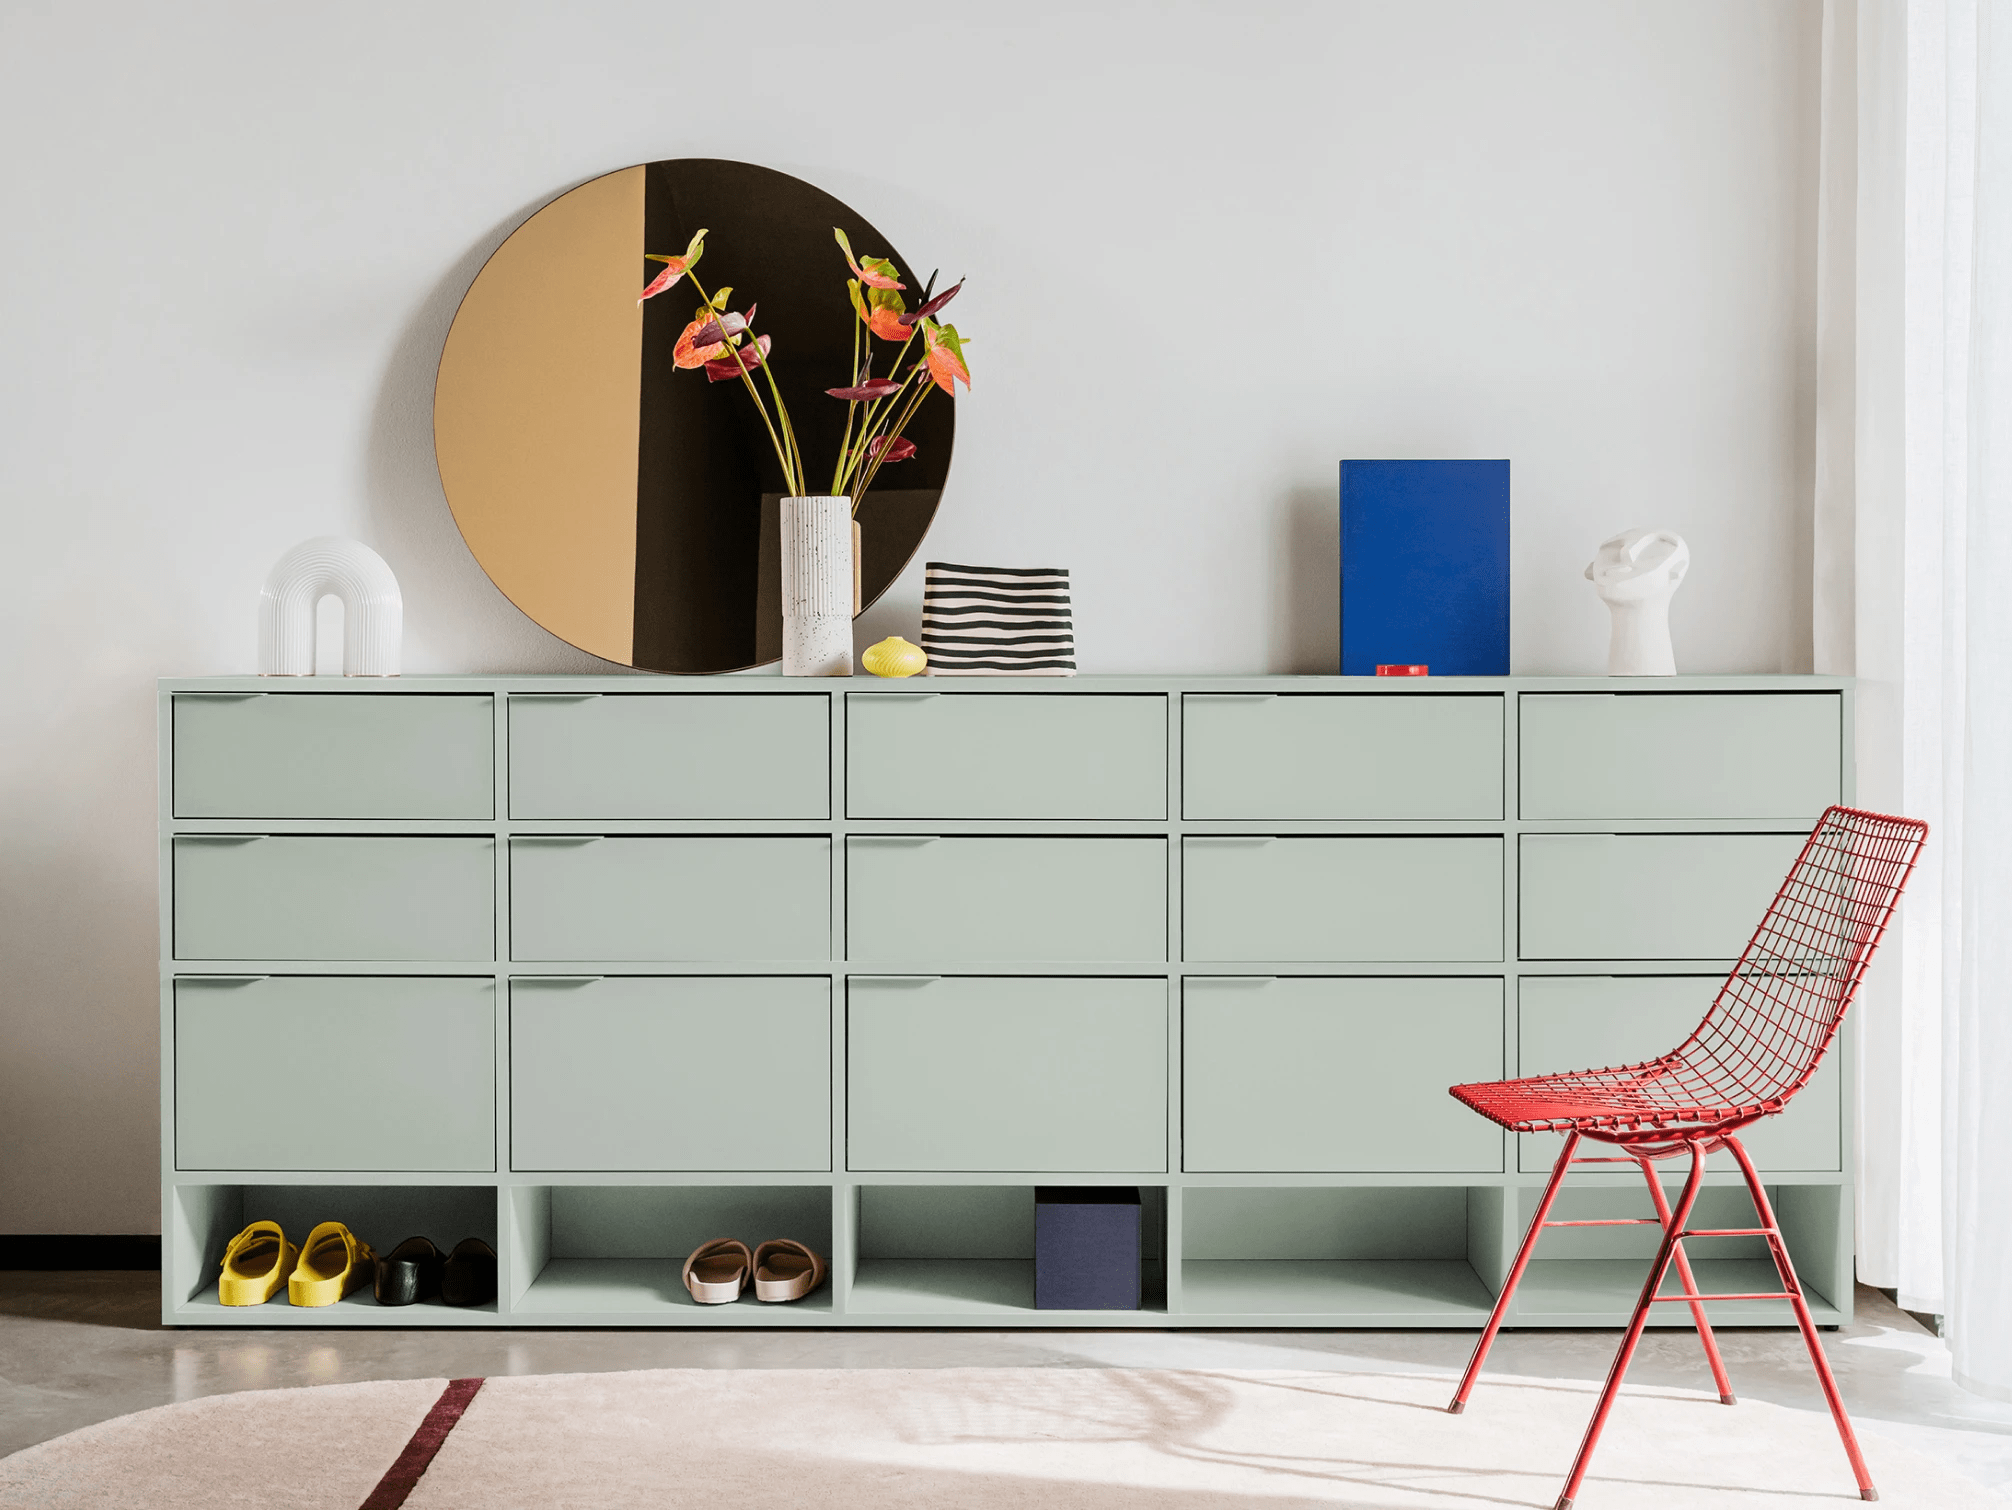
(673, 317, 728, 369)
(899, 279, 964, 326)
(868, 435, 917, 463)
(922, 321, 972, 395)
(866, 306, 909, 342)
(639, 228, 708, 303)
(703, 333, 771, 382)
(686, 304, 755, 348)
(833, 227, 904, 290)
(827, 379, 903, 401)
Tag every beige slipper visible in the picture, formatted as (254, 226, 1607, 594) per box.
(752, 1239, 827, 1303)
(682, 1238, 751, 1304)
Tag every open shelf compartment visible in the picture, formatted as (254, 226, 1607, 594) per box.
(849, 1185, 1168, 1318)
(1180, 1185, 1504, 1322)
(509, 1184, 834, 1320)
(1507, 1180, 1847, 1326)
(169, 1182, 500, 1323)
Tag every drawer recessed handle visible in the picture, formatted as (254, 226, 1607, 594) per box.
(512, 836, 603, 846)
(513, 975, 603, 986)
(176, 834, 266, 845)
(862, 691, 940, 701)
(1185, 836, 1275, 846)
(849, 975, 941, 986)
(1187, 977, 1276, 988)
(510, 693, 602, 701)
(175, 691, 267, 701)
(850, 835, 939, 847)
(1185, 693, 1277, 702)
(176, 974, 267, 985)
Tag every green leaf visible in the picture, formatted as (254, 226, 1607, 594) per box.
(934, 323, 969, 363)
(847, 279, 867, 321)
(833, 226, 857, 262)
(710, 287, 732, 309)
(683, 227, 708, 263)
(867, 285, 907, 316)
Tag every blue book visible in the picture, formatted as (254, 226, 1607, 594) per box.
(1340, 460, 1509, 675)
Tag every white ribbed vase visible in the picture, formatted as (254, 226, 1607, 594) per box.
(780, 496, 853, 676)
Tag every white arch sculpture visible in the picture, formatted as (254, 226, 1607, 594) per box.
(258, 537, 403, 677)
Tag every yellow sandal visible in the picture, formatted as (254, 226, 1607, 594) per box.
(218, 1220, 297, 1306)
(288, 1221, 376, 1307)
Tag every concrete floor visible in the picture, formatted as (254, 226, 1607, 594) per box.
(4, 1275, 2009, 1499)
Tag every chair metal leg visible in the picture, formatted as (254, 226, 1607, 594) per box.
(1637, 1155, 1736, 1404)
(1724, 1136, 1878, 1502)
(1448, 1129, 1580, 1413)
(1553, 1138, 1710, 1510)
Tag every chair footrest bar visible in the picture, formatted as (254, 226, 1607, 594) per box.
(1544, 1218, 1662, 1227)
(1681, 1228, 1774, 1238)
(1647, 1292, 1795, 1302)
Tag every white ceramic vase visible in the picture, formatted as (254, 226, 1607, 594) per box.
(780, 495, 853, 676)
(258, 536, 403, 676)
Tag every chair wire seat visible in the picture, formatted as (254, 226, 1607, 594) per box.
(1453, 805, 1927, 1142)
(1443, 804, 1929, 1510)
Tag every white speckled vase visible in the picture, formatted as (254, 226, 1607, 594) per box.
(780, 496, 853, 677)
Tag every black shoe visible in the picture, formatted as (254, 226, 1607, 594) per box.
(374, 1236, 444, 1306)
(441, 1238, 497, 1307)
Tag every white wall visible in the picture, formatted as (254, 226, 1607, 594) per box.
(0, 0, 1820, 1231)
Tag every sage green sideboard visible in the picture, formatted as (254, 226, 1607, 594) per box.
(158, 674, 1855, 1328)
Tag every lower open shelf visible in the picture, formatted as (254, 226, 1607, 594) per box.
(161, 1175, 1851, 1329)
(1510, 1258, 1840, 1326)
(1180, 1259, 1494, 1320)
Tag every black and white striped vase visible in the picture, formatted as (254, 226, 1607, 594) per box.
(780, 496, 853, 677)
(920, 563, 1076, 675)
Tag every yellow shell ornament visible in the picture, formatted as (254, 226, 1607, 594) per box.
(862, 637, 927, 678)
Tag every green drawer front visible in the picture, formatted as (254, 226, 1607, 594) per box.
(1183, 837, 1503, 962)
(508, 694, 828, 819)
(1519, 833, 1807, 960)
(510, 977, 831, 1170)
(509, 837, 829, 962)
(1517, 976, 1840, 1171)
(1184, 694, 1503, 819)
(847, 693, 1167, 818)
(173, 693, 494, 820)
(847, 837, 1167, 963)
(174, 977, 495, 1170)
(173, 837, 495, 961)
(1519, 693, 1841, 820)
(847, 976, 1167, 1171)
(1184, 977, 1505, 1172)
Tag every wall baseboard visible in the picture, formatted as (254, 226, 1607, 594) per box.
(0, 1235, 161, 1270)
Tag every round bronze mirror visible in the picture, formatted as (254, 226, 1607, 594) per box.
(433, 159, 952, 672)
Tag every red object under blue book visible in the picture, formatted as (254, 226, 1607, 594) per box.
(1340, 460, 1510, 676)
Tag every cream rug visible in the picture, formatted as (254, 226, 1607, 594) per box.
(1, 1366, 2000, 1510)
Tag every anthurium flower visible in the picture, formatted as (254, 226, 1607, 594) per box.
(673, 317, 728, 369)
(922, 320, 972, 394)
(704, 333, 771, 382)
(868, 435, 917, 463)
(827, 379, 903, 401)
(833, 227, 904, 290)
(685, 304, 756, 348)
(899, 278, 964, 326)
(866, 306, 909, 341)
(638, 228, 707, 303)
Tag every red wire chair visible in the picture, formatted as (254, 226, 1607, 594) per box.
(1447, 805, 1927, 1510)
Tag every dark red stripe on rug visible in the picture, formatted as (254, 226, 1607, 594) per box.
(359, 1377, 485, 1510)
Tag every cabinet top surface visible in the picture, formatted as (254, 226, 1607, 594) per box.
(160, 673, 1852, 694)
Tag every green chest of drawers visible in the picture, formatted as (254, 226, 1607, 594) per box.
(158, 674, 1855, 1328)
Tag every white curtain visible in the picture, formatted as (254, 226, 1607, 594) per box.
(1819, 0, 2012, 1401)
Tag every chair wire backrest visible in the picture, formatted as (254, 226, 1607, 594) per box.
(1670, 806, 1928, 1112)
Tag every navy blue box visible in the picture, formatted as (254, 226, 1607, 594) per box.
(1034, 1187, 1141, 1310)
